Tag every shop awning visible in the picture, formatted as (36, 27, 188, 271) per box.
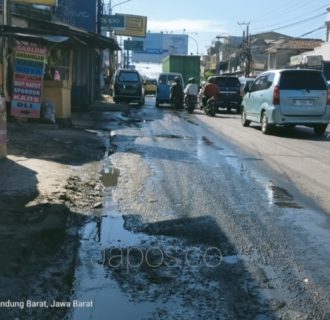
(0, 24, 121, 50)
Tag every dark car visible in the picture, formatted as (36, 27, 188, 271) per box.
(214, 76, 242, 113)
(111, 69, 145, 106)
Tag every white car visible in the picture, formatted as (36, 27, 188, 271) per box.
(241, 69, 330, 136)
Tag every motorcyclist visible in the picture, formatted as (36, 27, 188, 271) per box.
(184, 77, 199, 101)
(202, 76, 219, 106)
(170, 76, 184, 108)
(202, 76, 219, 116)
(183, 77, 199, 112)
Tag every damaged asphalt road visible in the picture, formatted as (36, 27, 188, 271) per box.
(72, 99, 330, 319)
(1, 96, 330, 320)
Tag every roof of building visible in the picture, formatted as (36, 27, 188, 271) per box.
(266, 38, 323, 52)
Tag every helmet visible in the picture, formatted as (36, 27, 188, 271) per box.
(174, 76, 180, 83)
(207, 76, 215, 84)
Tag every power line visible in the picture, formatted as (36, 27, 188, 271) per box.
(252, 3, 328, 33)
(251, 0, 312, 23)
(298, 26, 326, 38)
(271, 13, 325, 31)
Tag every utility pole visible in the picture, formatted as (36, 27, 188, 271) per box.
(238, 22, 251, 77)
(1, 0, 9, 158)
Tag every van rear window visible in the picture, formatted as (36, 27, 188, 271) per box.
(118, 72, 139, 82)
(280, 71, 326, 90)
(215, 77, 240, 87)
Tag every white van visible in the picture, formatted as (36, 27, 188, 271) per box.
(241, 69, 330, 136)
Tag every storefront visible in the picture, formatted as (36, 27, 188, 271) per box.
(1, 23, 120, 122)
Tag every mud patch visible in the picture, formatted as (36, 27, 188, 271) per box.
(267, 181, 303, 209)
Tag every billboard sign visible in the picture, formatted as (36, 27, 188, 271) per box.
(132, 33, 188, 63)
(101, 14, 125, 30)
(56, 0, 97, 32)
(11, 45, 46, 119)
(115, 14, 147, 38)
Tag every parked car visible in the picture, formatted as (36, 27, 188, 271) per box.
(111, 69, 145, 106)
(239, 76, 256, 97)
(241, 69, 330, 136)
(155, 72, 184, 107)
(144, 78, 157, 95)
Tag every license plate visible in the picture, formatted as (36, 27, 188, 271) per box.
(294, 99, 314, 106)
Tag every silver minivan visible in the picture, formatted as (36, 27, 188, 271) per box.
(241, 69, 330, 136)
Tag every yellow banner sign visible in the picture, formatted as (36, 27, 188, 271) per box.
(14, 0, 57, 5)
(115, 14, 147, 38)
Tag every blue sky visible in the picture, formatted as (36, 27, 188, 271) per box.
(107, 0, 329, 55)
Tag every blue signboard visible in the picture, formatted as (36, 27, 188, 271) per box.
(124, 40, 144, 52)
(101, 15, 125, 30)
(56, 0, 97, 32)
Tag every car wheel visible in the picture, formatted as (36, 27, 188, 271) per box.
(313, 124, 327, 136)
(261, 112, 272, 134)
(227, 107, 231, 113)
(241, 108, 250, 127)
(139, 96, 145, 106)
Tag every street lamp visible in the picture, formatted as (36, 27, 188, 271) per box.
(188, 35, 199, 55)
(106, 0, 134, 73)
(108, 0, 133, 14)
(183, 29, 199, 55)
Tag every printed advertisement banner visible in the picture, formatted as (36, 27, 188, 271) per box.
(115, 14, 147, 38)
(11, 45, 46, 119)
(132, 33, 188, 63)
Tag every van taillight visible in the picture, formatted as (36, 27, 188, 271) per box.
(327, 86, 330, 105)
(273, 85, 280, 105)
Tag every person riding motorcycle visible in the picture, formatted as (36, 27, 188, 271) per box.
(202, 76, 219, 116)
(184, 77, 199, 101)
(202, 76, 219, 106)
(184, 77, 198, 109)
(170, 76, 184, 108)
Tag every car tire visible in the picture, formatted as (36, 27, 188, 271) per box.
(241, 108, 250, 127)
(261, 112, 272, 134)
(227, 107, 231, 113)
(139, 96, 145, 106)
(313, 124, 327, 137)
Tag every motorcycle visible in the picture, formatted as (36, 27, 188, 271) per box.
(204, 97, 216, 117)
(170, 94, 183, 111)
(185, 94, 198, 114)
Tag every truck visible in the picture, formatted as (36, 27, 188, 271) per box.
(162, 54, 201, 86)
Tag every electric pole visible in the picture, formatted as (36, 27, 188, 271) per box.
(238, 22, 251, 77)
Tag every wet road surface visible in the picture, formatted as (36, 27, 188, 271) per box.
(69, 97, 330, 319)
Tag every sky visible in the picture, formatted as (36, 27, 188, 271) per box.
(106, 0, 330, 55)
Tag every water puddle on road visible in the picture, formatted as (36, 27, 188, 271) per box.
(69, 191, 160, 320)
